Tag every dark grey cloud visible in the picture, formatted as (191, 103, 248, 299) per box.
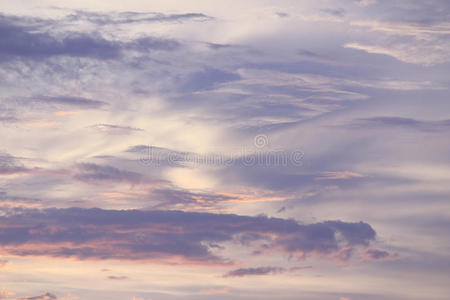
(73, 163, 144, 184)
(0, 207, 376, 263)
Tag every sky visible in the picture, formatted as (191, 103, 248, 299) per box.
(0, 0, 449, 299)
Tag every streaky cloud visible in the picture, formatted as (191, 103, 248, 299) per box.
(67, 10, 213, 25)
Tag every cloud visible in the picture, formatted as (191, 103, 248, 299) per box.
(316, 171, 365, 180)
(0, 14, 181, 62)
(177, 68, 241, 92)
(30, 96, 107, 109)
(0, 207, 376, 263)
(223, 265, 312, 277)
(223, 266, 285, 277)
(0, 165, 31, 175)
(0, 17, 120, 60)
(0, 259, 8, 268)
(0, 116, 19, 123)
(344, 42, 450, 66)
(0, 289, 15, 299)
(206, 42, 234, 50)
(107, 275, 128, 280)
(347, 117, 450, 131)
(0, 153, 33, 175)
(356, 0, 376, 7)
(73, 163, 144, 184)
(130, 37, 180, 52)
(14, 293, 57, 300)
(362, 248, 399, 262)
(66, 11, 213, 25)
(275, 12, 289, 18)
(320, 8, 345, 17)
(347, 14, 450, 65)
(199, 287, 229, 295)
(127, 144, 232, 168)
(89, 124, 144, 133)
(148, 188, 235, 209)
(0, 191, 42, 208)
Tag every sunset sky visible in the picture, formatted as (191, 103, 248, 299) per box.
(1, 1, 450, 299)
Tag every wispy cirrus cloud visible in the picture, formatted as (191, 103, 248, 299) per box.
(345, 3, 450, 65)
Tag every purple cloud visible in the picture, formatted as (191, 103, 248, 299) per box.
(362, 248, 399, 262)
(223, 266, 286, 277)
(0, 208, 376, 263)
(0, 14, 182, 61)
(348, 117, 450, 131)
(73, 163, 144, 184)
(31, 96, 107, 109)
(0, 153, 33, 175)
(17, 293, 57, 300)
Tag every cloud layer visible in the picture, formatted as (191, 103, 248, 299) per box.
(0, 207, 375, 263)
